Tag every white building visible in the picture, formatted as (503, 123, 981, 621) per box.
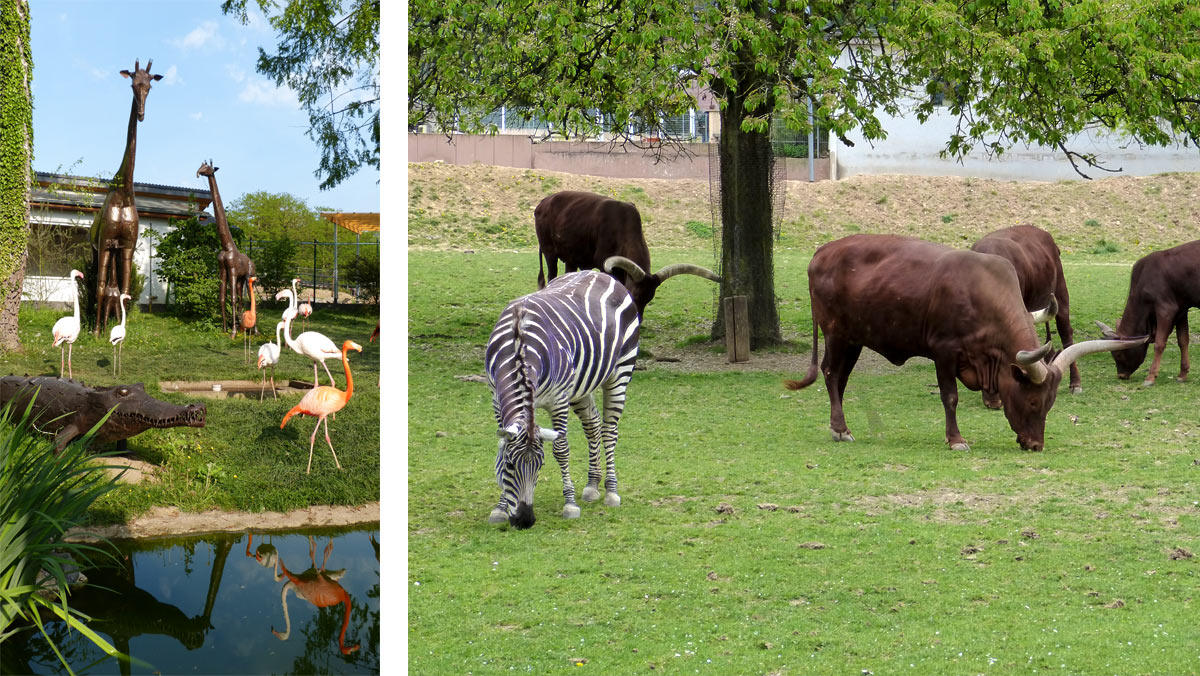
(24, 172, 213, 307)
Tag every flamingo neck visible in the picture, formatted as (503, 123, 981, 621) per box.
(275, 323, 284, 349)
(72, 281, 81, 320)
(341, 347, 355, 401)
(338, 594, 355, 654)
(248, 281, 256, 314)
(118, 296, 127, 326)
(283, 314, 299, 352)
(290, 281, 299, 313)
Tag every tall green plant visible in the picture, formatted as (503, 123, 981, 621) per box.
(153, 215, 228, 327)
(0, 397, 126, 674)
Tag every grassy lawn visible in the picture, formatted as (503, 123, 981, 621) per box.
(409, 248, 1200, 675)
(6, 300, 380, 524)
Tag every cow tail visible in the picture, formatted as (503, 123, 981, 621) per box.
(784, 311, 821, 390)
(537, 250, 546, 289)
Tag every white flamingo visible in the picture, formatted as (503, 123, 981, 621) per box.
(257, 321, 285, 400)
(280, 278, 301, 322)
(52, 269, 84, 379)
(298, 297, 313, 331)
(282, 308, 340, 388)
(108, 293, 131, 377)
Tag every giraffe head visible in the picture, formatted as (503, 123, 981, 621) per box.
(120, 59, 163, 122)
(196, 159, 218, 178)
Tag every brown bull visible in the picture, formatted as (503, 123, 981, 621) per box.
(971, 225, 1081, 407)
(1096, 240, 1200, 386)
(534, 191, 718, 314)
(785, 235, 1144, 451)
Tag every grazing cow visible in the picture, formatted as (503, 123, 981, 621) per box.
(784, 235, 1144, 451)
(1096, 240, 1200, 386)
(534, 191, 719, 314)
(971, 225, 1081, 406)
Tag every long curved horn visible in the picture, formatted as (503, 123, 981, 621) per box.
(1094, 320, 1119, 339)
(1051, 336, 1149, 372)
(652, 263, 721, 283)
(1015, 341, 1053, 384)
(1029, 294, 1058, 324)
(604, 256, 648, 282)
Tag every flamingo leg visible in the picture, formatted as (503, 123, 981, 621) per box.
(270, 367, 278, 400)
(113, 344, 117, 376)
(67, 342, 73, 380)
(60, 345, 65, 379)
(321, 360, 337, 388)
(322, 416, 343, 470)
(117, 341, 123, 377)
(306, 417, 321, 474)
(259, 370, 267, 401)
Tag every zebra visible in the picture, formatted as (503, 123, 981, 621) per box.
(484, 258, 720, 529)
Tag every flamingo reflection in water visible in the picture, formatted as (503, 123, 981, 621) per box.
(247, 533, 361, 655)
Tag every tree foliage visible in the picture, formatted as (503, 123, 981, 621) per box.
(223, 0, 379, 190)
(226, 190, 330, 241)
(153, 215, 227, 326)
(410, 0, 1200, 346)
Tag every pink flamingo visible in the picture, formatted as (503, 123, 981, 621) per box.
(108, 293, 131, 377)
(298, 289, 313, 331)
(270, 537, 360, 655)
(52, 269, 85, 379)
(257, 321, 285, 400)
(233, 276, 258, 362)
(280, 340, 361, 473)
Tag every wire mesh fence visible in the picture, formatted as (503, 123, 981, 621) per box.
(245, 238, 380, 304)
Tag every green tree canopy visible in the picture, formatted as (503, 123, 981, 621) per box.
(223, 0, 379, 190)
(410, 0, 1200, 347)
(226, 190, 330, 241)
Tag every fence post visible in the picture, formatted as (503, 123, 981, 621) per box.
(723, 296, 750, 363)
(312, 241, 317, 303)
(333, 223, 339, 304)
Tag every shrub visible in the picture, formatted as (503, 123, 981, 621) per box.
(341, 252, 380, 304)
(153, 215, 223, 327)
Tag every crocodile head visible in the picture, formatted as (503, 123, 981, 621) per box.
(88, 384, 206, 442)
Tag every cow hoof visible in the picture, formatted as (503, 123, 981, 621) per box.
(1177, 375, 1189, 383)
(831, 430, 855, 442)
(488, 508, 507, 524)
(563, 503, 581, 519)
(581, 485, 601, 502)
(950, 442, 970, 452)
(604, 492, 621, 507)
(1070, 386, 1083, 395)
(1142, 378, 1156, 387)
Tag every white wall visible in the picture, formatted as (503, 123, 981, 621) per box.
(836, 107, 1200, 180)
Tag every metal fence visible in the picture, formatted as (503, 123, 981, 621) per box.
(245, 238, 379, 304)
(475, 107, 712, 143)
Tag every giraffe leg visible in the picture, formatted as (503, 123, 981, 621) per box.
(219, 271, 229, 334)
(547, 406, 579, 518)
(570, 397, 604, 502)
(95, 248, 112, 336)
(323, 416, 343, 469)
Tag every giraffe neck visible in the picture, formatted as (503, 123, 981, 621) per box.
(113, 96, 138, 196)
(205, 172, 236, 252)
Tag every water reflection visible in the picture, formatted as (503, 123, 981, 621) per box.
(4, 526, 380, 675)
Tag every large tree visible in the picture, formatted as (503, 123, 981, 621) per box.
(0, 0, 32, 352)
(410, 0, 1200, 349)
(223, 0, 379, 190)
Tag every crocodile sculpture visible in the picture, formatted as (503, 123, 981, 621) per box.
(0, 375, 206, 453)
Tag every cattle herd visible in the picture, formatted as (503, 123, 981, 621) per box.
(484, 189, 1194, 529)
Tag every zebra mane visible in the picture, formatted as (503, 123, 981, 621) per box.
(509, 303, 537, 428)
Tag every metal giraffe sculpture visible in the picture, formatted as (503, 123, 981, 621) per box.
(197, 160, 256, 334)
(90, 59, 162, 337)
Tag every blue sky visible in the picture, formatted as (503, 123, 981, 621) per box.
(29, 0, 380, 213)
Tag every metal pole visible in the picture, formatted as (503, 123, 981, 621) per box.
(333, 224, 339, 304)
(808, 96, 816, 182)
(355, 233, 361, 300)
(312, 241, 317, 304)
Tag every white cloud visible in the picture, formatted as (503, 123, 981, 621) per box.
(73, 58, 109, 81)
(225, 64, 247, 84)
(238, 79, 297, 107)
(189, 112, 203, 120)
(160, 65, 182, 86)
(171, 20, 223, 50)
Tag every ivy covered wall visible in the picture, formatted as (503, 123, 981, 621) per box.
(0, 0, 32, 350)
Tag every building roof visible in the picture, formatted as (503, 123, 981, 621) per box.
(321, 212, 380, 234)
(31, 171, 213, 221)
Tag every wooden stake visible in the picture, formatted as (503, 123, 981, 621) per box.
(724, 295, 750, 363)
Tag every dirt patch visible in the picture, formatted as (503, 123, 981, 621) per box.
(409, 162, 1200, 257)
(67, 503, 380, 541)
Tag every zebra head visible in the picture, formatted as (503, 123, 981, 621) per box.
(496, 420, 559, 529)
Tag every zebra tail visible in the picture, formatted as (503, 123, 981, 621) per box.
(783, 311, 821, 390)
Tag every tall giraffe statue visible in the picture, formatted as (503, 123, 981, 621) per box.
(89, 59, 162, 337)
(197, 160, 256, 334)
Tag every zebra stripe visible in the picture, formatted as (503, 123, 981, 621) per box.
(485, 271, 640, 529)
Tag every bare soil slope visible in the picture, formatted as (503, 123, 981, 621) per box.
(409, 162, 1200, 258)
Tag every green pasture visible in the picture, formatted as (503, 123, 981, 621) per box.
(6, 301, 380, 523)
(409, 249, 1200, 674)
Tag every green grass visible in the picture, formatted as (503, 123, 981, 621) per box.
(7, 301, 380, 524)
(409, 249, 1200, 675)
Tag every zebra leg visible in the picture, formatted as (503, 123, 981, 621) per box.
(489, 497, 508, 524)
(571, 397, 603, 503)
(549, 406, 580, 519)
(600, 382, 629, 508)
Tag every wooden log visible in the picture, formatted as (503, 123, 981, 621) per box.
(724, 295, 750, 363)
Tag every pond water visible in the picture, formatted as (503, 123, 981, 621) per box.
(4, 525, 380, 675)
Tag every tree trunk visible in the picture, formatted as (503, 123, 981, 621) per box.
(0, 0, 32, 352)
(711, 95, 782, 348)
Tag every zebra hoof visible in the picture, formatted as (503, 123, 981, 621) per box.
(604, 492, 621, 508)
(831, 430, 855, 442)
(562, 503, 581, 519)
(581, 485, 601, 502)
(488, 508, 507, 524)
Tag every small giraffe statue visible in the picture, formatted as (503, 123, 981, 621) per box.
(197, 160, 256, 334)
(89, 59, 162, 337)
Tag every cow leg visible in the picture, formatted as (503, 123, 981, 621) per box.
(1176, 315, 1190, 383)
(571, 397, 604, 503)
(1143, 309, 1177, 386)
(935, 359, 969, 451)
(822, 338, 859, 442)
(540, 253, 558, 287)
(1055, 307, 1082, 394)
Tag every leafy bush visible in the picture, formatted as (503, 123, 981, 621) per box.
(0, 398, 125, 671)
(340, 252, 380, 304)
(153, 215, 224, 327)
(249, 238, 298, 297)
